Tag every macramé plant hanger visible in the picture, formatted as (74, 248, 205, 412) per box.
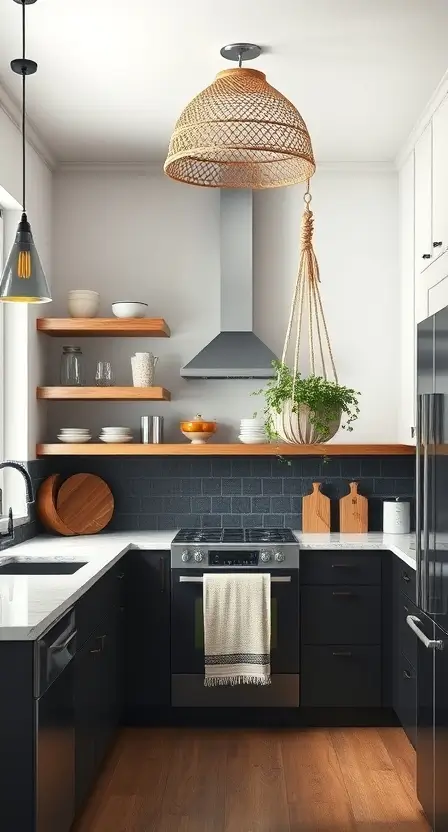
(268, 188, 357, 444)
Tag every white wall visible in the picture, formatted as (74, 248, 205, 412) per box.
(48, 165, 399, 443)
(0, 102, 52, 491)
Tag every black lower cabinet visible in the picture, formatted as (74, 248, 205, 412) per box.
(74, 566, 123, 814)
(394, 653, 417, 748)
(75, 634, 99, 812)
(124, 551, 171, 719)
(299, 551, 382, 710)
(392, 557, 418, 748)
(301, 645, 382, 707)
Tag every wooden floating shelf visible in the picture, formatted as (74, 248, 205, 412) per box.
(36, 443, 415, 457)
(36, 386, 171, 401)
(37, 318, 170, 337)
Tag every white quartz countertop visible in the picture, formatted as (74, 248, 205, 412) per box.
(0, 530, 416, 640)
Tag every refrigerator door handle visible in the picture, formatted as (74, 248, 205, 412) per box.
(418, 393, 431, 611)
(406, 614, 444, 650)
(416, 394, 422, 606)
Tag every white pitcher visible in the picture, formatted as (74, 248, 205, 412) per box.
(131, 352, 159, 387)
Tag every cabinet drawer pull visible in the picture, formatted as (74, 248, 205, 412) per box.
(402, 572, 410, 583)
(332, 591, 354, 597)
(332, 651, 352, 657)
(117, 572, 125, 580)
(433, 241, 443, 247)
(403, 605, 409, 613)
(331, 563, 353, 568)
(422, 253, 431, 259)
(403, 669, 412, 679)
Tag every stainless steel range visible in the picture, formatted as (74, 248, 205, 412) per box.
(170, 528, 300, 708)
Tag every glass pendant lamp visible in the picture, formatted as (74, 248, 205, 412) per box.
(0, 0, 51, 303)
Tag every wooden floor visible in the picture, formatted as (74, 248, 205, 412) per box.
(74, 726, 430, 832)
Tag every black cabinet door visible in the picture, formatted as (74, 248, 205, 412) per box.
(95, 607, 120, 767)
(74, 635, 100, 812)
(392, 557, 418, 746)
(124, 551, 171, 712)
(394, 654, 417, 749)
(301, 645, 382, 707)
(74, 604, 122, 812)
(301, 585, 381, 645)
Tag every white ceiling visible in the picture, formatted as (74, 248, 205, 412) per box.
(0, 0, 447, 164)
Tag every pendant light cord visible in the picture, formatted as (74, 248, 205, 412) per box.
(21, 0, 26, 214)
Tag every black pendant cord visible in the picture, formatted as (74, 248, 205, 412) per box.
(21, 0, 26, 214)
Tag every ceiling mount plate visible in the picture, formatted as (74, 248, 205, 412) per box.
(13, 0, 38, 4)
(220, 43, 262, 63)
(11, 58, 37, 75)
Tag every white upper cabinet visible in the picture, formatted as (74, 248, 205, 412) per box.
(398, 152, 416, 443)
(414, 122, 433, 273)
(432, 95, 448, 258)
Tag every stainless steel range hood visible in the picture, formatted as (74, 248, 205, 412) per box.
(181, 189, 277, 379)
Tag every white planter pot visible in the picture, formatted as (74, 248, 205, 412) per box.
(271, 401, 341, 444)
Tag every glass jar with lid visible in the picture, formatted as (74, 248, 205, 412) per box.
(60, 346, 85, 386)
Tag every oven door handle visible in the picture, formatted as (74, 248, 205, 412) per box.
(178, 575, 291, 584)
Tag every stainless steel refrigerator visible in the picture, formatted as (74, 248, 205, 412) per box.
(414, 306, 448, 829)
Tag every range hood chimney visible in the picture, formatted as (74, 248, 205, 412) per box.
(181, 189, 277, 379)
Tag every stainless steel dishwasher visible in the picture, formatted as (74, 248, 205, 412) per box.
(35, 609, 76, 832)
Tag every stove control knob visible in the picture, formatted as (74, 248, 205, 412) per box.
(181, 549, 191, 562)
(260, 550, 271, 563)
(193, 550, 204, 563)
(274, 550, 285, 563)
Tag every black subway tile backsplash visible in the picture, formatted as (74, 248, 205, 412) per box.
(32, 455, 415, 533)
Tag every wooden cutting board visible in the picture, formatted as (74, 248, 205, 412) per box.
(339, 482, 368, 533)
(36, 474, 75, 536)
(302, 482, 330, 533)
(56, 473, 114, 535)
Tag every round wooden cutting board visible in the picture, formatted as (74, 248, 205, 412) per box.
(56, 473, 114, 535)
(36, 474, 75, 536)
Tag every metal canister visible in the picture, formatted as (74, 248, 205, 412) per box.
(151, 416, 164, 444)
(140, 415, 164, 443)
(140, 416, 150, 444)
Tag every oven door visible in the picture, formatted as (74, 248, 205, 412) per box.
(171, 569, 299, 707)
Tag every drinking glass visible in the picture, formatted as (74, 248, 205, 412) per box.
(95, 361, 114, 386)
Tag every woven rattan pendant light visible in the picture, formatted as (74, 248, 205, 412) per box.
(164, 43, 315, 189)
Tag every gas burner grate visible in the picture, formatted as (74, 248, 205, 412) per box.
(247, 528, 297, 544)
(173, 527, 296, 545)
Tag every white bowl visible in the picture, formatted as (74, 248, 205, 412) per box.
(238, 434, 267, 444)
(101, 426, 132, 434)
(68, 295, 100, 318)
(57, 434, 91, 444)
(99, 434, 133, 444)
(112, 302, 148, 319)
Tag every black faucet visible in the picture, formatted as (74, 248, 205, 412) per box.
(0, 462, 34, 545)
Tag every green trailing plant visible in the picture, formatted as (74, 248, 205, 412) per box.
(255, 361, 360, 441)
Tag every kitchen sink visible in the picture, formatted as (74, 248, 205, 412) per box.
(0, 560, 88, 575)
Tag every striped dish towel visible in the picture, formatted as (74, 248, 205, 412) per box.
(203, 572, 271, 686)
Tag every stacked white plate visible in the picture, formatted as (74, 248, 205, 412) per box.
(238, 418, 267, 444)
(58, 428, 91, 444)
(99, 426, 133, 444)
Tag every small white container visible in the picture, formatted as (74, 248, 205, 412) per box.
(68, 290, 100, 318)
(383, 499, 411, 535)
(112, 301, 148, 318)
